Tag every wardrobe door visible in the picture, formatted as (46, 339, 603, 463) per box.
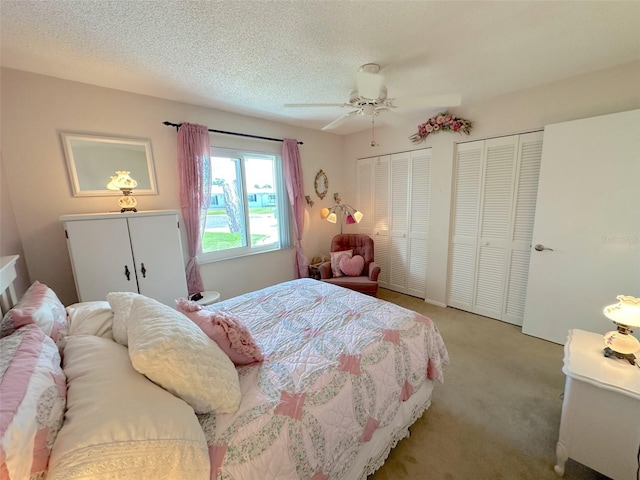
(127, 213, 188, 306)
(64, 218, 137, 301)
(448, 141, 483, 311)
(407, 149, 430, 298)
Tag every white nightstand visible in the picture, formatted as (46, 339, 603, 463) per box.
(195, 291, 220, 306)
(555, 329, 640, 479)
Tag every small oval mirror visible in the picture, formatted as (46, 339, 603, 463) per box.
(314, 170, 328, 200)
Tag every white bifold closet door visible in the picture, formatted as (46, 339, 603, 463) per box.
(357, 149, 431, 298)
(448, 131, 543, 324)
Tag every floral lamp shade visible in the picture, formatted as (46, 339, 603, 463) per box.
(320, 203, 362, 233)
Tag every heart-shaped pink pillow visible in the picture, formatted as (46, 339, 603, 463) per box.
(340, 255, 365, 277)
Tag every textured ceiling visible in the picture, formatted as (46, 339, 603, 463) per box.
(1, 1, 639, 135)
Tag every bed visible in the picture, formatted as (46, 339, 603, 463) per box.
(0, 255, 449, 480)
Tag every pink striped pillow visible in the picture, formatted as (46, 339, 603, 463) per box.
(176, 299, 263, 365)
(0, 281, 67, 347)
(0, 324, 66, 479)
(340, 255, 365, 277)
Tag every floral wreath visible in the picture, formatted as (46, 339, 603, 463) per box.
(409, 111, 473, 144)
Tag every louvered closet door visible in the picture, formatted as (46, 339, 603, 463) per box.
(372, 156, 390, 287)
(474, 136, 519, 320)
(448, 142, 483, 311)
(389, 152, 410, 292)
(502, 131, 543, 325)
(407, 149, 430, 298)
(356, 159, 374, 233)
(448, 133, 543, 324)
(357, 156, 390, 288)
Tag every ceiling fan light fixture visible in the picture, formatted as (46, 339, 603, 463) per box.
(362, 104, 376, 116)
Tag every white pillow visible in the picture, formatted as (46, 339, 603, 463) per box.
(127, 295, 241, 414)
(66, 301, 114, 339)
(106, 291, 143, 346)
(48, 335, 210, 480)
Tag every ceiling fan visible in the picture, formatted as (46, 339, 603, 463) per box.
(284, 63, 462, 131)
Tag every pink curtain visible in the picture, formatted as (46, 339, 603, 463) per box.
(177, 123, 212, 295)
(282, 139, 309, 278)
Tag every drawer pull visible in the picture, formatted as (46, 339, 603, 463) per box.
(124, 265, 131, 281)
(141, 263, 147, 278)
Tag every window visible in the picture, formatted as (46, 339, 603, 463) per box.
(200, 147, 290, 262)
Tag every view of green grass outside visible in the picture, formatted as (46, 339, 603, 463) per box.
(203, 206, 276, 252)
(202, 231, 268, 250)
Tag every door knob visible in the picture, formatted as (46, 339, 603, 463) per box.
(534, 244, 554, 252)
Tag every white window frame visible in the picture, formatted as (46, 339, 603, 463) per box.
(198, 146, 291, 263)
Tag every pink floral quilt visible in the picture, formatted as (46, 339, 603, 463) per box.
(198, 279, 449, 480)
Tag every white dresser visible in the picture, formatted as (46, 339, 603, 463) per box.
(61, 210, 188, 307)
(555, 329, 640, 479)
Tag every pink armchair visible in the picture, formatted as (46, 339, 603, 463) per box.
(318, 234, 381, 296)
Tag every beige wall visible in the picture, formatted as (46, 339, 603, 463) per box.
(0, 159, 31, 297)
(4, 61, 640, 307)
(343, 60, 640, 306)
(0, 69, 347, 305)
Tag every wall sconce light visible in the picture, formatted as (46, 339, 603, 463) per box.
(320, 201, 363, 234)
(106, 170, 138, 213)
(603, 294, 640, 365)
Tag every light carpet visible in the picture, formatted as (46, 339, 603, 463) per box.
(369, 289, 610, 480)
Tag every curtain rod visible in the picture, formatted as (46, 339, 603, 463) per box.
(162, 121, 303, 145)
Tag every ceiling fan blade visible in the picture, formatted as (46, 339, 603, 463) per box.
(321, 111, 359, 131)
(284, 103, 350, 108)
(393, 93, 462, 109)
(357, 71, 384, 100)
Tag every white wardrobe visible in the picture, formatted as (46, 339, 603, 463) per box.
(447, 131, 543, 325)
(61, 210, 188, 306)
(357, 148, 431, 298)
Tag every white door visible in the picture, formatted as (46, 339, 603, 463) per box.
(407, 149, 430, 298)
(473, 136, 519, 319)
(522, 109, 640, 344)
(448, 133, 543, 324)
(502, 132, 544, 324)
(448, 142, 483, 311)
(389, 152, 410, 292)
(64, 218, 138, 301)
(128, 214, 188, 306)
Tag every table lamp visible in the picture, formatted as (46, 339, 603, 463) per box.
(107, 171, 138, 213)
(602, 294, 640, 365)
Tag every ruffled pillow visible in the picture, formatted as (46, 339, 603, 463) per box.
(176, 299, 263, 366)
(330, 250, 353, 278)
